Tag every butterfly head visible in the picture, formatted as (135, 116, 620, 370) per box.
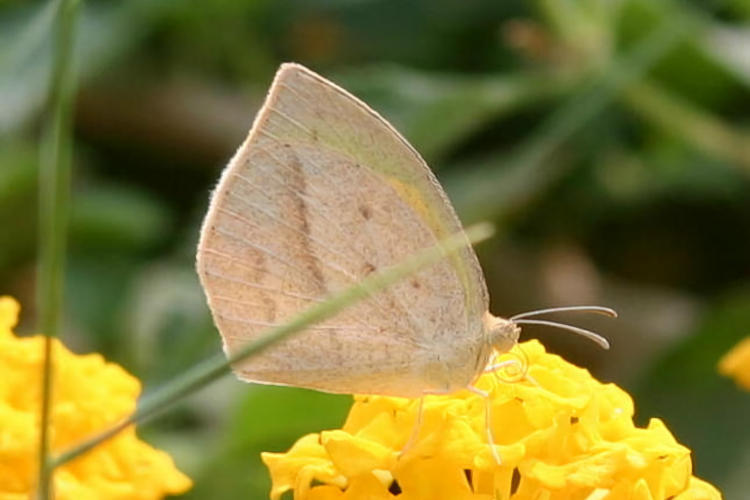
(483, 312, 521, 354)
(483, 305, 616, 358)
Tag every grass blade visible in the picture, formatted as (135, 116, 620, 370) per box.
(35, 0, 80, 497)
(51, 222, 495, 468)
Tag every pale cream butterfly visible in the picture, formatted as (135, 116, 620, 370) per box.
(196, 63, 613, 461)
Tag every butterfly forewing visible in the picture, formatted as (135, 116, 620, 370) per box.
(197, 63, 489, 396)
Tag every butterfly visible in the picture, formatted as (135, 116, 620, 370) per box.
(196, 62, 612, 403)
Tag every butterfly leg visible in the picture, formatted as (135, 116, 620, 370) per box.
(483, 359, 520, 374)
(467, 385, 501, 465)
(400, 395, 425, 458)
(484, 348, 537, 385)
(486, 359, 541, 387)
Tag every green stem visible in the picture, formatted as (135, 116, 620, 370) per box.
(624, 80, 750, 171)
(36, 0, 80, 498)
(448, 8, 696, 224)
(51, 222, 495, 468)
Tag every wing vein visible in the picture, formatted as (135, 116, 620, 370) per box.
(218, 314, 376, 332)
(216, 207, 362, 283)
(228, 146, 409, 324)
(312, 90, 429, 337)
(203, 268, 323, 303)
(213, 225, 314, 277)
(217, 199, 361, 278)
(267, 105, 315, 136)
(255, 129, 424, 333)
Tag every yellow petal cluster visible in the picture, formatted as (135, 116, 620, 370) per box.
(0, 296, 192, 499)
(718, 336, 750, 391)
(263, 340, 721, 500)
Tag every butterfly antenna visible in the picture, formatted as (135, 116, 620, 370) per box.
(509, 306, 617, 350)
(510, 305, 617, 320)
(512, 319, 610, 349)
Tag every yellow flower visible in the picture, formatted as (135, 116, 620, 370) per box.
(263, 340, 721, 500)
(0, 296, 192, 499)
(718, 336, 750, 391)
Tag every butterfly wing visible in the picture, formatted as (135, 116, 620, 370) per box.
(197, 63, 490, 396)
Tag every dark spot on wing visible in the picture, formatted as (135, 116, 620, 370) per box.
(284, 145, 326, 293)
(262, 296, 277, 321)
(359, 205, 372, 219)
(570, 416, 579, 424)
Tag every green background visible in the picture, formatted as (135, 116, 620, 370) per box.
(2, 0, 749, 498)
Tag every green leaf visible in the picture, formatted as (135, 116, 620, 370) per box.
(634, 288, 750, 496)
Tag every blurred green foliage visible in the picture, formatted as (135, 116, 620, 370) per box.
(2, 0, 750, 498)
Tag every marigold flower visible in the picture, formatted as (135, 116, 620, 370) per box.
(718, 336, 750, 391)
(263, 340, 721, 500)
(0, 296, 192, 499)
